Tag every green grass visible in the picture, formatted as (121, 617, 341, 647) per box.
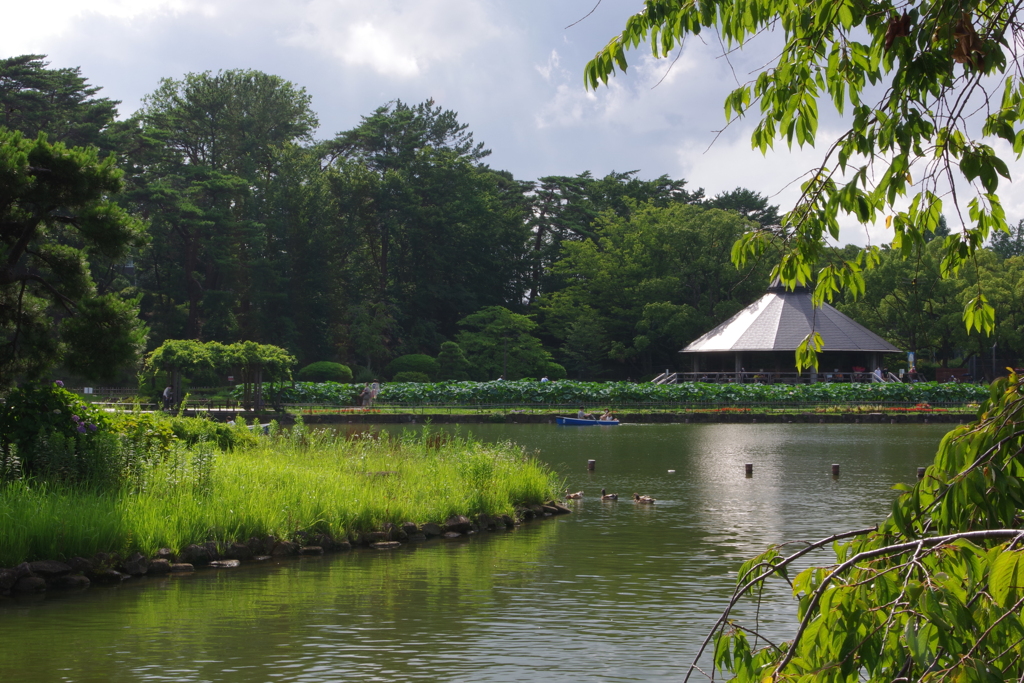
(0, 426, 559, 566)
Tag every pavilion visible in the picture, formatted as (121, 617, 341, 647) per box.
(677, 281, 901, 383)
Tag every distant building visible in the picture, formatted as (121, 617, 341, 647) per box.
(680, 281, 901, 382)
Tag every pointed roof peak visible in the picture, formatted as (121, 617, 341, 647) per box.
(767, 277, 810, 294)
(681, 286, 901, 353)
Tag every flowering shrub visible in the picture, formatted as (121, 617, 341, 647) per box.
(0, 381, 110, 482)
(886, 403, 949, 412)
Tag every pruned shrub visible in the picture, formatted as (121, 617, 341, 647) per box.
(297, 361, 353, 383)
(385, 354, 438, 380)
(437, 342, 471, 380)
(545, 363, 568, 380)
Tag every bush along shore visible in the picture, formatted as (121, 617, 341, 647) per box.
(0, 382, 565, 597)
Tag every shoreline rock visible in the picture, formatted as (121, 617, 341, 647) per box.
(0, 506, 570, 600)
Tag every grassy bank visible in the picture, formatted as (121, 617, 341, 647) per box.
(0, 426, 559, 567)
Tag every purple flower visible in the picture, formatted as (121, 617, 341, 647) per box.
(76, 425, 86, 434)
(88, 423, 97, 432)
(55, 380, 64, 387)
(71, 415, 81, 422)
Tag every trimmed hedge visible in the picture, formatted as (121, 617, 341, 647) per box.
(296, 362, 353, 383)
(384, 354, 438, 380)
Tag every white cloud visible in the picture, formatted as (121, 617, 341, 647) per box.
(279, 0, 502, 79)
(9, 0, 1024, 235)
(328, 21, 421, 78)
(7, 1, 503, 79)
(535, 50, 561, 82)
(1, 0, 196, 54)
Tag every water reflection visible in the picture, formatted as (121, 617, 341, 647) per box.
(0, 423, 952, 683)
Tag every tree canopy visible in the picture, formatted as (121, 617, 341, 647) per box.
(12, 52, 1024, 384)
(455, 306, 564, 381)
(587, 0, 1024, 367)
(0, 55, 120, 153)
(0, 129, 147, 386)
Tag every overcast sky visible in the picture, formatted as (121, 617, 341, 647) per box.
(6, 0, 1023, 246)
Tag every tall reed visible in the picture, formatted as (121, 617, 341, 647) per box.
(0, 426, 558, 566)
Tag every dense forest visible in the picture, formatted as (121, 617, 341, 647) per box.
(2, 54, 1023, 386)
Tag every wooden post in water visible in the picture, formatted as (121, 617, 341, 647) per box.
(745, 463, 753, 477)
(832, 463, 841, 476)
(587, 459, 596, 471)
(917, 467, 926, 479)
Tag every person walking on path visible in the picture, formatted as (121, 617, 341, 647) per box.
(370, 379, 380, 406)
(162, 386, 173, 410)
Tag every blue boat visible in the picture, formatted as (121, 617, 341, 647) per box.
(556, 416, 620, 426)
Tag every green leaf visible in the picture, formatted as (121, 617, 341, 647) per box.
(989, 549, 1024, 608)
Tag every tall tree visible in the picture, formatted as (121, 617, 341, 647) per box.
(990, 219, 1024, 259)
(129, 69, 318, 343)
(0, 129, 147, 385)
(526, 171, 701, 303)
(455, 306, 559, 380)
(705, 187, 780, 227)
(0, 54, 120, 153)
(327, 100, 530, 362)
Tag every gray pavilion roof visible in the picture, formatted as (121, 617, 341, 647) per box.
(681, 284, 901, 353)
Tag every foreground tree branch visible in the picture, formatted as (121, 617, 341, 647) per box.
(588, 0, 1024, 368)
(672, 372, 1024, 682)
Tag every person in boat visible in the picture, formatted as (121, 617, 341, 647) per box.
(577, 406, 595, 419)
(598, 409, 614, 421)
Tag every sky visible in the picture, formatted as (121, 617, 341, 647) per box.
(5, 0, 1023, 247)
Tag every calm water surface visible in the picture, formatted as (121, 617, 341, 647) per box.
(0, 423, 953, 682)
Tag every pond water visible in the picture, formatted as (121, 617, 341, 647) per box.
(0, 423, 954, 682)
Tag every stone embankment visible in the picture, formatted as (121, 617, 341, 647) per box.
(0, 502, 572, 598)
